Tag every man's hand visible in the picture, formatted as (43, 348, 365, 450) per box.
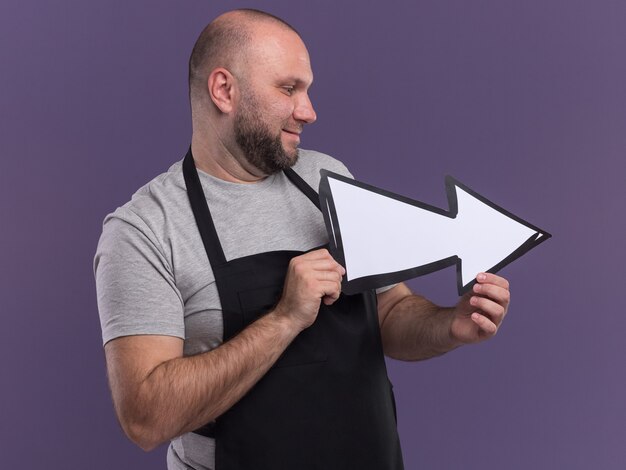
(275, 248, 345, 332)
(450, 273, 511, 345)
(378, 273, 511, 361)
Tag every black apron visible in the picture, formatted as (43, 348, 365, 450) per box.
(183, 149, 403, 470)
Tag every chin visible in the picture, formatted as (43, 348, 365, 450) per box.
(285, 148, 299, 164)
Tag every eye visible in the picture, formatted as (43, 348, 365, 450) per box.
(282, 86, 295, 96)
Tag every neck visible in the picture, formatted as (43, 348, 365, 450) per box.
(190, 123, 268, 184)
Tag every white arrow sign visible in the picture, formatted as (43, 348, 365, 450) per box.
(318, 171, 551, 295)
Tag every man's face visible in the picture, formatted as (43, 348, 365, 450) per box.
(232, 26, 316, 175)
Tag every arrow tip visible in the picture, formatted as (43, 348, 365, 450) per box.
(534, 230, 552, 242)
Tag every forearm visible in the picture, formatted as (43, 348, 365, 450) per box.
(123, 311, 297, 450)
(380, 294, 460, 361)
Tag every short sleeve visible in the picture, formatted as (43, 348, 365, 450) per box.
(375, 284, 397, 295)
(94, 209, 185, 346)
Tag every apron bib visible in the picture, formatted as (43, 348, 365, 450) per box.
(183, 149, 403, 470)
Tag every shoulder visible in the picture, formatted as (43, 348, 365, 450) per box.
(98, 160, 190, 261)
(291, 148, 353, 189)
(103, 161, 187, 232)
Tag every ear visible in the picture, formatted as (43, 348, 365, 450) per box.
(207, 67, 237, 113)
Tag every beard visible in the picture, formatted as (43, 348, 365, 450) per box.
(234, 93, 299, 175)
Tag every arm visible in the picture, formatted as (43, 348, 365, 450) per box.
(106, 313, 295, 451)
(377, 273, 511, 361)
(105, 249, 344, 451)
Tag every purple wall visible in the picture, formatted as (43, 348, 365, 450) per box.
(2, 0, 624, 468)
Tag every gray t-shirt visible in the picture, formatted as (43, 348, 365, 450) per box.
(94, 149, 353, 469)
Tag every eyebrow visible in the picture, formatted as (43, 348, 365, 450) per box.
(280, 76, 314, 88)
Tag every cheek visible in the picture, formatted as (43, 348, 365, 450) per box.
(269, 98, 294, 121)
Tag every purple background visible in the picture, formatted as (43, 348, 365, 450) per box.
(1, 0, 624, 468)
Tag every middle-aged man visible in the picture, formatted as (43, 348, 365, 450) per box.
(95, 9, 511, 470)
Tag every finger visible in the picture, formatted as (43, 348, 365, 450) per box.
(290, 260, 344, 280)
(320, 280, 342, 305)
(302, 248, 335, 261)
(308, 259, 346, 275)
(471, 312, 497, 335)
(476, 273, 510, 290)
(473, 283, 510, 305)
(470, 296, 506, 324)
(315, 270, 343, 283)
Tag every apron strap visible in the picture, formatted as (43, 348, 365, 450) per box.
(182, 148, 227, 267)
(283, 167, 321, 210)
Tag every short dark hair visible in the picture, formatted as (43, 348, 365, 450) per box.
(188, 9, 300, 100)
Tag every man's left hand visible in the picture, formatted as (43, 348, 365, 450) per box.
(449, 273, 511, 345)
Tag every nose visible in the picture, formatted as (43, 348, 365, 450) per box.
(293, 93, 317, 124)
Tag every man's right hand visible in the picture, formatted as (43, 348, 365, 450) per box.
(274, 249, 345, 332)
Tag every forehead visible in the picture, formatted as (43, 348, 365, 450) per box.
(245, 25, 313, 85)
